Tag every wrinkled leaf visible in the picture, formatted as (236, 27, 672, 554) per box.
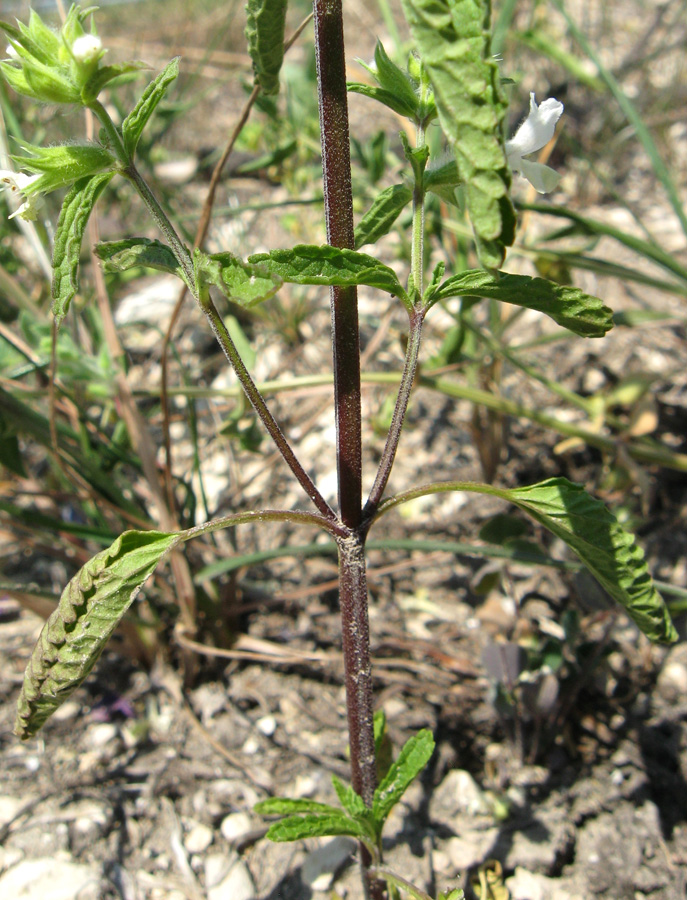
(428, 269, 613, 337)
(15, 530, 181, 739)
(52, 172, 116, 326)
(503, 478, 677, 644)
(400, 0, 515, 269)
(373, 729, 435, 827)
(245, 0, 288, 95)
(264, 813, 372, 843)
(122, 58, 180, 158)
(332, 775, 369, 819)
(255, 797, 344, 816)
(248, 244, 406, 299)
(94, 237, 191, 287)
(197, 250, 283, 308)
(355, 183, 413, 249)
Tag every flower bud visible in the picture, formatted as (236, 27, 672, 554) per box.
(71, 34, 102, 65)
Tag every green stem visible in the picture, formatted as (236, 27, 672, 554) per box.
(410, 124, 425, 298)
(197, 287, 337, 522)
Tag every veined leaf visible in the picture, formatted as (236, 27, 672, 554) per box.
(265, 812, 371, 843)
(196, 250, 283, 308)
(332, 775, 369, 819)
(354, 183, 413, 249)
(81, 61, 148, 105)
(400, 0, 515, 269)
(428, 269, 613, 337)
(95, 237, 188, 283)
(503, 478, 677, 644)
(347, 83, 418, 119)
(122, 58, 180, 158)
(245, 0, 288, 96)
(15, 530, 181, 739)
(255, 797, 344, 816)
(373, 729, 434, 827)
(52, 172, 116, 327)
(248, 244, 406, 299)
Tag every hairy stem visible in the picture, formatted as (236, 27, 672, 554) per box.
(197, 288, 337, 521)
(363, 308, 425, 520)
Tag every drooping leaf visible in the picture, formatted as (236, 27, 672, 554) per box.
(52, 172, 116, 326)
(355, 183, 413, 249)
(196, 250, 282, 308)
(94, 237, 191, 286)
(373, 729, 435, 827)
(503, 478, 677, 644)
(245, 0, 288, 96)
(15, 530, 181, 739)
(14, 141, 116, 194)
(400, 0, 515, 269)
(427, 269, 613, 337)
(248, 245, 407, 299)
(265, 812, 371, 843)
(122, 58, 180, 158)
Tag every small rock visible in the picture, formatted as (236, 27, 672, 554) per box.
(0, 857, 101, 900)
(301, 836, 356, 891)
(242, 735, 260, 755)
(0, 795, 28, 826)
(87, 722, 119, 749)
(656, 647, 687, 701)
(185, 823, 214, 854)
(256, 715, 277, 737)
(220, 812, 252, 843)
(206, 851, 255, 900)
(429, 769, 492, 830)
(52, 700, 81, 722)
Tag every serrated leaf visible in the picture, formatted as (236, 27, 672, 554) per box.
(427, 270, 613, 337)
(265, 812, 371, 843)
(400, 0, 515, 269)
(122, 58, 180, 158)
(201, 250, 283, 308)
(248, 245, 406, 299)
(355, 183, 413, 249)
(15, 530, 181, 739)
(95, 237, 189, 283)
(255, 797, 344, 816)
(14, 141, 116, 194)
(245, 0, 288, 96)
(503, 478, 677, 644)
(373, 729, 435, 827)
(331, 775, 368, 819)
(52, 172, 116, 327)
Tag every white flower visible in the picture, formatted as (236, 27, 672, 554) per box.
(5, 43, 20, 60)
(0, 170, 45, 220)
(71, 34, 103, 65)
(506, 92, 564, 194)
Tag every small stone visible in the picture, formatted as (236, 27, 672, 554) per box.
(506, 867, 575, 900)
(220, 812, 252, 843)
(256, 715, 277, 737)
(445, 831, 499, 870)
(87, 722, 119, 749)
(656, 653, 687, 701)
(52, 700, 81, 722)
(0, 795, 27, 826)
(429, 769, 491, 829)
(301, 836, 356, 890)
(185, 823, 214, 854)
(206, 852, 255, 900)
(242, 735, 260, 755)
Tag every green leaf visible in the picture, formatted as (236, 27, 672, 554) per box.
(15, 530, 181, 739)
(122, 58, 180, 158)
(14, 141, 116, 194)
(374, 709, 394, 781)
(81, 61, 148, 105)
(197, 250, 283, 308)
(348, 82, 419, 119)
(428, 270, 613, 337)
(94, 237, 189, 283)
(331, 775, 368, 819)
(245, 0, 288, 96)
(373, 41, 421, 115)
(52, 172, 116, 327)
(255, 797, 345, 816)
(503, 478, 677, 644)
(265, 813, 371, 843)
(373, 729, 435, 827)
(400, 0, 515, 269)
(354, 183, 413, 249)
(248, 245, 406, 299)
